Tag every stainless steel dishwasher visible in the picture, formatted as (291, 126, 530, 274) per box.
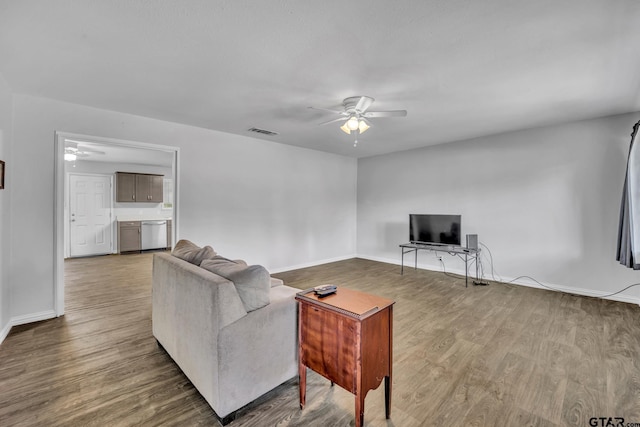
(141, 220, 168, 250)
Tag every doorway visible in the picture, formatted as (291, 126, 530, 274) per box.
(54, 132, 180, 316)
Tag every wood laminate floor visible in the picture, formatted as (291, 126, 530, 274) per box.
(0, 254, 639, 426)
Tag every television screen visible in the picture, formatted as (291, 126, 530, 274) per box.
(409, 214, 461, 246)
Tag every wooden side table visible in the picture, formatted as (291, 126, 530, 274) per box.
(296, 288, 395, 427)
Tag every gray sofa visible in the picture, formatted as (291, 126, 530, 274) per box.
(151, 242, 298, 424)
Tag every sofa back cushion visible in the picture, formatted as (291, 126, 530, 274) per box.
(172, 239, 217, 265)
(200, 257, 270, 312)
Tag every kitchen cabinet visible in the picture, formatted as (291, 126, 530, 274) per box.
(116, 172, 136, 202)
(118, 221, 141, 253)
(136, 174, 163, 203)
(116, 172, 163, 203)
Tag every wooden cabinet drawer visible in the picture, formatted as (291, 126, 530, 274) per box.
(299, 303, 358, 393)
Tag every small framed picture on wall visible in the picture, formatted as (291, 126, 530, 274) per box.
(0, 160, 4, 189)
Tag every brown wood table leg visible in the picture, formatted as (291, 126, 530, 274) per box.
(298, 365, 306, 409)
(386, 305, 393, 419)
(298, 301, 306, 410)
(385, 375, 391, 418)
(355, 393, 365, 427)
(299, 364, 306, 409)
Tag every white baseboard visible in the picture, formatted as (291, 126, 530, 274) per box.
(505, 278, 640, 305)
(11, 310, 57, 326)
(269, 254, 357, 274)
(0, 310, 58, 347)
(357, 254, 640, 306)
(0, 320, 11, 346)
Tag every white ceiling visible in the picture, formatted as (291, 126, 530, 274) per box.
(1, 0, 639, 158)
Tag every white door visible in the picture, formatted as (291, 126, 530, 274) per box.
(69, 174, 113, 257)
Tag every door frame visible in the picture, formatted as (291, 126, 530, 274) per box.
(66, 172, 115, 258)
(54, 132, 180, 317)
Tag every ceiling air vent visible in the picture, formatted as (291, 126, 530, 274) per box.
(247, 127, 279, 136)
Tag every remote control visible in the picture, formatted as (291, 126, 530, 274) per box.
(314, 284, 337, 296)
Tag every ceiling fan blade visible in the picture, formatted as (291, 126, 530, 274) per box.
(363, 110, 407, 118)
(355, 96, 374, 113)
(66, 140, 106, 154)
(318, 117, 348, 126)
(308, 106, 346, 115)
(79, 147, 106, 154)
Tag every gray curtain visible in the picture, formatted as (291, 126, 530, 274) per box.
(617, 119, 640, 269)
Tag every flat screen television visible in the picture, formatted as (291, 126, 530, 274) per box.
(409, 214, 461, 246)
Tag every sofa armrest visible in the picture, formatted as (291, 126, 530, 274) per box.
(216, 285, 298, 417)
(152, 253, 248, 413)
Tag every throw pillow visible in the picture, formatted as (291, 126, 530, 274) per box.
(200, 259, 270, 312)
(203, 255, 238, 266)
(172, 239, 217, 265)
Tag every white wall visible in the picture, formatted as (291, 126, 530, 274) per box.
(10, 94, 357, 320)
(357, 112, 640, 304)
(0, 73, 12, 341)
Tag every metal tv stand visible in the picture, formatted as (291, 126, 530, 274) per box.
(399, 243, 480, 287)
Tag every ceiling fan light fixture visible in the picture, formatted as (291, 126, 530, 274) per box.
(346, 116, 359, 131)
(340, 117, 369, 136)
(311, 95, 405, 145)
(340, 121, 351, 135)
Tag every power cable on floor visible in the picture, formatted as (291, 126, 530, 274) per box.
(479, 241, 640, 298)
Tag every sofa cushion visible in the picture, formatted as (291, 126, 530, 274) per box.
(172, 239, 217, 265)
(205, 256, 281, 287)
(202, 255, 239, 266)
(200, 258, 270, 312)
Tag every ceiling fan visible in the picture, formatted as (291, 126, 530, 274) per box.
(310, 96, 407, 146)
(64, 140, 106, 161)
